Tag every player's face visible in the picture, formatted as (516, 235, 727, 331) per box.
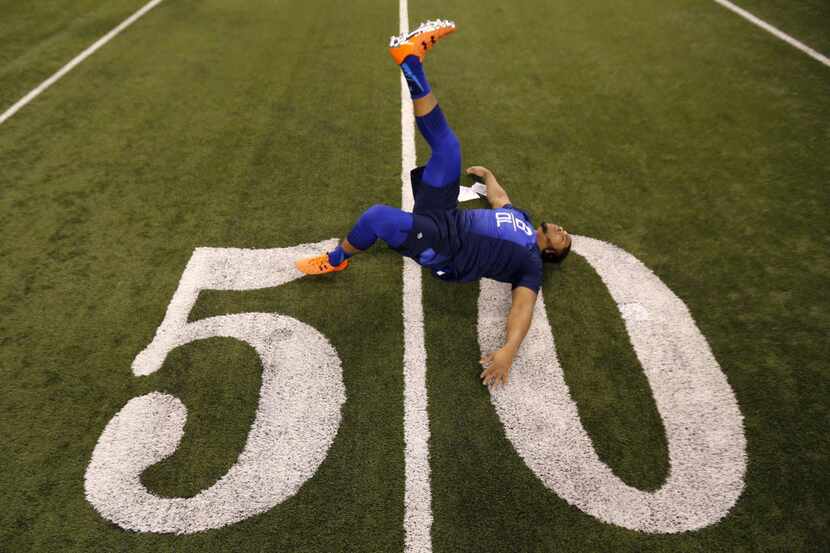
(538, 222, 571, 254)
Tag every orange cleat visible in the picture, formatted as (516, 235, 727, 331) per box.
(295, 253, 350, 276)
(388, 19, 456, 65)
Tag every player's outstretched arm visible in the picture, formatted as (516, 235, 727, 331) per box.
(466, 166, 511, 209)
(479, 286, 536, 387)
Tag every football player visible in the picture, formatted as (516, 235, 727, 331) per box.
(297, 20, 571, 387)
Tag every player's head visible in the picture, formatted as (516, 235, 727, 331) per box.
(537, 222, 571, 264)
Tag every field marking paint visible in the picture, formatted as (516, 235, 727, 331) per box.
(0, 0, 165, 126)
(85, 242, 346, 533)
(478, 236, 746, 533)
(713, 0, 830, 67)
(399, 1, 433, 552)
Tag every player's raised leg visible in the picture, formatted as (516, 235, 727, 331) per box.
(390, 20, 461, 189)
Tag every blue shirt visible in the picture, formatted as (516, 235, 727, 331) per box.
(411, 205, 543, 293)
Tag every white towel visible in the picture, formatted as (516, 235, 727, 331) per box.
(457, 182, 487, 202)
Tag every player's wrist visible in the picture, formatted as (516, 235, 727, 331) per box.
(501, 344, 519, 357)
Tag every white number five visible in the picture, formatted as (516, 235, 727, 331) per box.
(84, 240, 346, 534)
(478, 235, 746, 533)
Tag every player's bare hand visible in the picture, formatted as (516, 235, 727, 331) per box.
(479, 347, 514, 388)
(465, 166, 492, 179)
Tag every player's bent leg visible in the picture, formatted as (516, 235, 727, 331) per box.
(296, 205, 414, 276)
(346, 204, 413, 250)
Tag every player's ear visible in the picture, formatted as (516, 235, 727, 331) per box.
(541, 247, 570, 264)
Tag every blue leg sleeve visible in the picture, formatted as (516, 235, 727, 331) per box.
(417, 105, 461, 188)
(346, 204, 413, 250)
(400, 55, 431, 100)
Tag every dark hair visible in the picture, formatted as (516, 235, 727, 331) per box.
(541, 242, 571, 264)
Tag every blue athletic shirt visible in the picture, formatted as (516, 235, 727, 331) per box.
(409, 205, 543, 293)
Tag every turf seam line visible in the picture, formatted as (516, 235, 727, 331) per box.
(399, 1, 434, 552)
(713, 0, 829, 67)
(0, 0, 166, 126)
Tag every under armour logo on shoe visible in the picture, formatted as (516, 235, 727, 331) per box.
(417, 232, 423, 239)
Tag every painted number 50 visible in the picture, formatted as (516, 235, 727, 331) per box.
(85, 236, 745, 536)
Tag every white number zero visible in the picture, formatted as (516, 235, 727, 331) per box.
(478, 235, 746, 533)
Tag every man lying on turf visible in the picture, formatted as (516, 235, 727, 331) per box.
(296, 20, 571, 387)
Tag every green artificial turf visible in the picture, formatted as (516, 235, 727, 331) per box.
(1, 0, 828, 551)
(0, 0, 148, 111)
(727, 0, 830, 55)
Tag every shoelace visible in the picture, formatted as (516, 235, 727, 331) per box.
(388, 19, 455, 47)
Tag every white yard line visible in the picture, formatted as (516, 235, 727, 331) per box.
(713, 0, 829, 67)
(399, 1, 433, 552)
(0, 0, 165, 126)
